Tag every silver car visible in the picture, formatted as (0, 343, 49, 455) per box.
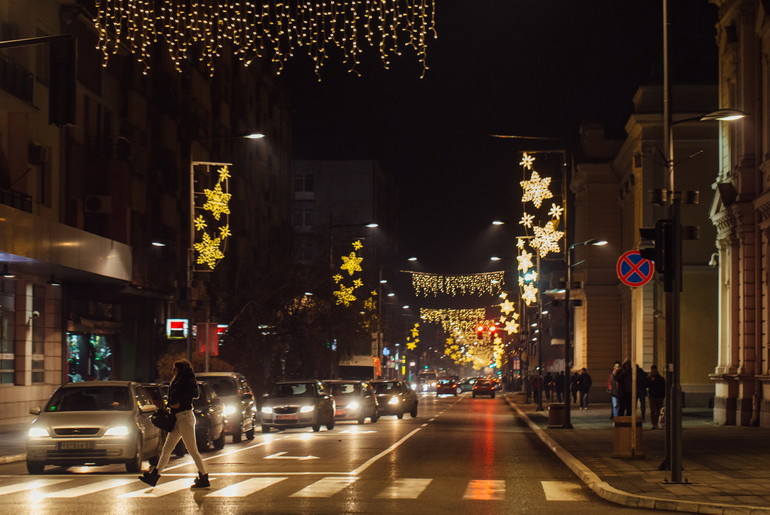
(260, 381, 335, 432)
(26, 381, 161, 474)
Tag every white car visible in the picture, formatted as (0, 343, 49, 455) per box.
(26, 381, 161, 474)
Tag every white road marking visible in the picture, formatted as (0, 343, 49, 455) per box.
(118, 478, 206, 498)
(41, 478, 133, 498)
(462, 479, 505, 500)
(162, 435, 289, 471)
(348, 426, 424, 476)
(290, 477, 357, 498)
(0, 479, 70, 496)
(264, 451, 319, 461)
(541, 480, 588, 501)
(205, 477, 287, 497)
(376, 478, 432, 499)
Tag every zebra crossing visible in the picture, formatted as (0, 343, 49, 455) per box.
(0, 476, 589, 502)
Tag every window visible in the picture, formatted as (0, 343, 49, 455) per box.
(0, 281, 15, 384)
(294, 173, 314, 193)
(293, 208, 313, 228)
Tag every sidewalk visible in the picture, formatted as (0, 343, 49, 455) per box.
(505, 393, 770, 514)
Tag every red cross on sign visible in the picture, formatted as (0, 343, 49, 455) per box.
(616, 250, 655, 287)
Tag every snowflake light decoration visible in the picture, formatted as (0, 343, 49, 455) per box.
(520, 171, 554, 208)
(521, 283, 539, 305)
(548, 203, 564, 220)
(519, 212, 535, 228)
(333, 240, 365, 307)
(530, 220, 565, 257)
(504, 319, 520, 335)
(340, 252, 363, 275)
(193, 163, 231, 270)
(517, 249, 534, 272)
(202, 182, 232, 220)
(500, 299, 516, 315)
(333, 284, 357, 307)
(519, 152, 535, 170)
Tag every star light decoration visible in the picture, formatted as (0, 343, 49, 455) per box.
(497, 292, 520, 335)
(520, 171, 553, 209)
(93, 0, 437, 78)
(333, 240, 365, 307)
(406, 323, 420, 350)
(193, 164, 231, 270)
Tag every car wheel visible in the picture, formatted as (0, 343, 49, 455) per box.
(26, 460, 44, 475)
(197, 429, 211, 453)
(357, 415, 366, 424)
(232, 420, 243, 443)
(410, 403, 418, 418)
(491, 392, 496, 399)
(213, 428, 226, 450)
(261, 425, 271, 433)
(396, 412, 404, 419)
(125, 439, 142, 473)
(245, 427, 255, 440)
(326, 417, 335, 430)
(312, 423, 321, 432)
(371, 410, 379, 423)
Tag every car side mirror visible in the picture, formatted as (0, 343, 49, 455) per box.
(29, 407, 41, 415)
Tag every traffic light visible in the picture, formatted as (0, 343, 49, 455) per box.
(488, 324, 498, 337)
(476, 325, 485, 339)
(49, 36, 76, 127)
(639, 218, 674, 292)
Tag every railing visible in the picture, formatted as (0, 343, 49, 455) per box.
(0, 188, 32, 213)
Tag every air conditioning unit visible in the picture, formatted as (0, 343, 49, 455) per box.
(84, 195, 112, 214)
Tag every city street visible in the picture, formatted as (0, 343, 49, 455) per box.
(0, 393, 670, 514)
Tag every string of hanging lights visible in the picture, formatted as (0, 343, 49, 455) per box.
(93, 0, 437, 77)
(408, 271, 505, 297)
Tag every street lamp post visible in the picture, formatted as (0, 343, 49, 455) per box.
(563, 238, 607, 429)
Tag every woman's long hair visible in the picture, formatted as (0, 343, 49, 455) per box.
(171, 359, 194, 383)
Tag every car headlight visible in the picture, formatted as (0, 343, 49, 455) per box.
(388, 396, 400, 405)
(224, 405, 237, 416)
(299, 405, 315, 413)
(104, 425, 130, 436)
(410, 383, 417, 390)
(261, 407, 273, 415)
(346, 401, 360, 411)
(28, 427, 49, 438)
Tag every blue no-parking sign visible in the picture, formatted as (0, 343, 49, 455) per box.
(616, 250, 655, 287)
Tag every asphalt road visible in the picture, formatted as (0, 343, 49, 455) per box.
(0, 393, 674, 514)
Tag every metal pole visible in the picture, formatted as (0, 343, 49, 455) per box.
(563, 245, 573, 428)
(662, 0, 683, 483)
(186, 155, 195, 363)
(535, 252, 544, 412)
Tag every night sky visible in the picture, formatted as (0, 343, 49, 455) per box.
(285, 1, 718, 276)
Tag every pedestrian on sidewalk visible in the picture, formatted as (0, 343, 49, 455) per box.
(554, 371, 565, 402)
(647, 364, 666, 429)
(636, 364, 648, 420)
(530, 374, 541, 405)
(578, 367, 592, 409)
(617, 360, 633, 416)
(607, 361, 621, 419)
(570, 371, 580, 403)
(139, 359, 210, 489)
(544, 372, 554, 401)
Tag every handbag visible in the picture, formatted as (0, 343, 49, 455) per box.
(151, 408, 176, 432)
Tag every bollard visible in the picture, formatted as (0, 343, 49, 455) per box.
(612, 415, 644, 458)
(547, 403, 565, 428)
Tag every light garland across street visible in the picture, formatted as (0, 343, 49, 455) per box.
(408, 271, 505, 297)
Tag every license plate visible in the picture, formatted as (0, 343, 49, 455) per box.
(276, 414, 297, 421)
(58, 441, 95, 450)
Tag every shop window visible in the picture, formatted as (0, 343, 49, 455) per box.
(0, 281, 14, 384)
(67, 333, 113, 382)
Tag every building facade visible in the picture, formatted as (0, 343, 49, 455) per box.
(0, 0, 291, 425)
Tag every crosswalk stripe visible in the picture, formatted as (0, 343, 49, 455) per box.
(541, 481, 588, 501)
(0, 479, 70, 496)
(376, 478, 432, 499)
(42, 478, 134, 498)
(118, 478, 201, 498)
(462, 479, 505, 500)
(289, 477, 357, 498)
(205, 477, 287, 498)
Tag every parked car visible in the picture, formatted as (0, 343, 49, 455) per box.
(323, 380, 379, 424)
(472, 378, 496, 398)
(260, 380, 335, 432)
(436, 378, 459, 397)
(197, 372, 257, 443)
(193, 381, 226, 452)
(371, 380, 418, 419)
(26, 381, 161, 474)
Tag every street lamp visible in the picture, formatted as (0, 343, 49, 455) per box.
(563, 238, 607, 429)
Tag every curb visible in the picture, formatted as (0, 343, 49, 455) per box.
(503, 395, 770, 515)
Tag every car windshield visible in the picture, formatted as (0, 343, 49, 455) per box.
(373, 382, 400, 394)
(193, 384, 215, 407)
(327, 383, 359, 396)
(45, 386, 132, 412)
(438, 379, 454, 385)
(200, 377, 238, 397)
(269, 383, 316, 397)
(476, 380, 490, 385)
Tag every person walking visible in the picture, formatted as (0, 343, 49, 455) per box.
(554, 371, 565, 402)
(647, 364, 666, 429)
(607, 361, 621, 419)
(570, 371, 580, 403)
(543, 372, 554, 401)
(617, 360, 633, 416)
(578, 367, 592, 409)
(139, 359, 210, 489)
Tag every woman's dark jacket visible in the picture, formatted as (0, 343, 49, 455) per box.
(167, 370, 199, 413)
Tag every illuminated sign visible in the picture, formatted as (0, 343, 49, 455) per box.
(166, 319, 188, 339)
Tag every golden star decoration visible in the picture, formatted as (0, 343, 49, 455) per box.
(407, 341, 417, 350)
(340, 252, 363, 275)
(500, 299, 515, 315)
(522, 283, 539, 305)
(333, 284, 357, 306)
(202, 182, 232, 220)
(517, 249, 534, 272)
(520, 171, 554, 208)
(530, 221, 565, 257)
(520, 152, 535, 170)
(517, 238, 526, 249)
(548, 203, 564, 220)
(332, 274, 343, 283)
(219, 225, 231, 239)
(194, 215, 207, 231)
(194, 233, 224, 269)
(352, 240, 363, 250)
(410, 324, 420, 339)
(217, 165, 231, 182)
